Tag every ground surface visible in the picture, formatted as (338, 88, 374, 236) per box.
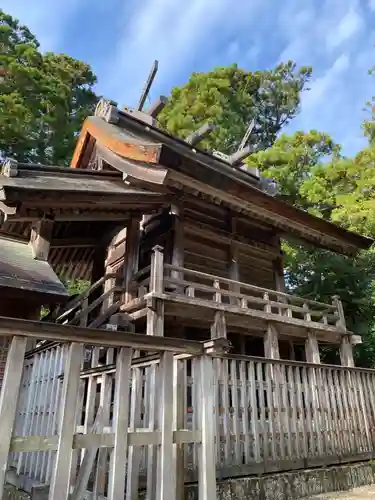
(313, 485, 375, 499)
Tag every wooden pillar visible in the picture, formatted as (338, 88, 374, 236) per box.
(228, 215, 240, 304)
(91, 244, 107, 283)
(340, 335, 354, 367)
(264, 324, 280, 359)
(305, 332, 321, 364)
(123, 217, 141, 304)
(332, 295, 354, 367)
(171, 204, 184, 275)
(273, 254, 286, 293)
(147, 246, 165, 336)
(263, 294, 280, 359)
(29, 217, 54, 261)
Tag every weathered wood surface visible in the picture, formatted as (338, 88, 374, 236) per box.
(3, 327, 214, 500)
(133, 255, 351, 342)
(7, 336, 375, 500)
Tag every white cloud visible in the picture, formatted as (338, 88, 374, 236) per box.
(1, 0, 79, 50)
(2, 0, 374, 157)
(100, 0, 262, 106)
(326, 8, 364, 50)
(302, 54, 350, 109)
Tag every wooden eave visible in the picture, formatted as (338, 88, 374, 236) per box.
(71, 110, 372, 256)
(166, 171, 372, 256)
(0, 163, 168, 222)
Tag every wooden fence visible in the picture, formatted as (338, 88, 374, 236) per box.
(0, 318, 216, 500)
(5, 331, 375, 500)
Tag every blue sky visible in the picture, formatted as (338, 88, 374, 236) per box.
(2, 0, 375, 156)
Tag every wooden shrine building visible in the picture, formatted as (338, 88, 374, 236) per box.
(1, 98, 375, 500)
(0, 98, 371, 366)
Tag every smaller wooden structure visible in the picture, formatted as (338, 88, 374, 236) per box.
(0, 234, 68, 388)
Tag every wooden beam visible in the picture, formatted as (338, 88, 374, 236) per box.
(29, 218, 54, 260)
(124, 218, 141, 303)
(50, 237, 97, 249)
(0, 316, 203, 354)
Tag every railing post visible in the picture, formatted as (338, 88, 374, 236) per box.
(332, 295, 354, 367)
(173, 357, 186, 500)
(211, 280, 227, 339)
(263, 293, 280, 360)
(147, 246, 165, 336)
(199, 341, 225, 500)
(0, 335, 27, 499)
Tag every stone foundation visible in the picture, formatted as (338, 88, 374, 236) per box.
(6, 461, 375, 499)
(187, 462, 375, 500)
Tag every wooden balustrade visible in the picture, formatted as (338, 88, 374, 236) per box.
(54, 273, 124, 328)
(159, 263, 341, 330)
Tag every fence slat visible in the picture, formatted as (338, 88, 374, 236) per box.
(49, 342, 83, 500)
(198, 355, 216, 500)
(157, 351, 176, 500)
(107, 347, 133, 500)
(0, 336, 27, 499)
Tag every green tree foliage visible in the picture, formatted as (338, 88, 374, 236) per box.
(301, 148, 375, 236)
(159, 63, 312, 154)
(247, 129, 375, 366)
(159, 61, 375, 366)
(0, 10, 98, 165)
(248, 130, 339, 211)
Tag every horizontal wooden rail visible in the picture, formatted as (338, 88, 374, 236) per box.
(164, 264, 335, 311)
(10, 429, 202, 453)
(164, 276, 336, 322)
(0, 316, 204, 354)
(55, 273, 120, 324)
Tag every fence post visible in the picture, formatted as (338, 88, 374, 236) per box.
(49, 342, 83, 500)
(0, 335, 27, 499)
(198, 354, 217, 500)
(107, 347, 133, 500)
(157, 351, 176, 500)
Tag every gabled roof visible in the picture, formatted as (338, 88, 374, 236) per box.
(70, 103, 373, 256)
(0, 236, 68, 303)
